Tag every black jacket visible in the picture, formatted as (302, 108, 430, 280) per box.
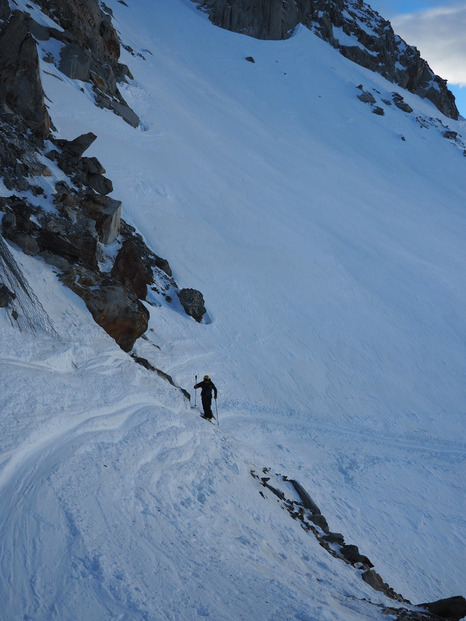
(194, 379, 217, 399)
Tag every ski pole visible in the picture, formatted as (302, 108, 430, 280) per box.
(215, 398, 219, 426)
(194, 375, 197, 407)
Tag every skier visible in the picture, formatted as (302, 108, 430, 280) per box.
(194, 375, 218, 420)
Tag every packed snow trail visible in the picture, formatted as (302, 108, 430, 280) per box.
(0, 345, 401, 621)
(0, 249, 412, 621)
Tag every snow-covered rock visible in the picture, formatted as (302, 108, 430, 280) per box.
(194, 0, 459, 118)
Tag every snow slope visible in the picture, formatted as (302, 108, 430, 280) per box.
(1, 0, 465, 618)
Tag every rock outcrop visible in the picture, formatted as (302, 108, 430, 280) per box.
(0, 0, 138, 126)
(111, 240, 151, 300)
(420, 597, 466, 621)
(0, 114, 203, 349)
(194, 0, 458, 119)
(35, 0, 139, 126)
(0, 11, 50, 137)
(252, 469, 466, 621)
(0, 0, 209, 350)
(60, 266, 149, 352)
(178, 288, 207, 323)
(1, 170, 179, 351)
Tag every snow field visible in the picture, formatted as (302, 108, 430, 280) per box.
(1, 0, 465, 617)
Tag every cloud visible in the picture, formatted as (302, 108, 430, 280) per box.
(391, 3, 466, 86)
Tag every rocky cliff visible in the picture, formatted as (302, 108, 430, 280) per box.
(0, 0, 207, 352)
(194, 0, 459, 120)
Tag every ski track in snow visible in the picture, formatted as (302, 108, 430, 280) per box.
(0, 320, 407, 620)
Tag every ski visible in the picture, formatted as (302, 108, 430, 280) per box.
(200, 415, 216, 424)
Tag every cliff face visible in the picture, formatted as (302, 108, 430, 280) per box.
(0, 0, 207, 351)
(195, 0, 459, 120)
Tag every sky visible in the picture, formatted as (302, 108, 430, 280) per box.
(367, 0, 466, 118)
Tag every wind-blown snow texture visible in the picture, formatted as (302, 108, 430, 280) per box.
(1, 0, 465, 619)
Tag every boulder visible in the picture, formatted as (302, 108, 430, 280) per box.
(357, 91, 376, 104)
(57, 132, 97, 159)
(85, 281, 149, 351)
(393, 93, 413, 113)
(322, 532, 345, 546)
(0, 11, 50, 137)
(80, 193, 121, 245)
(362, 569, 385, 592)
(87, 173, 113, 195)
(419, 596, 466, 621)
(178, 288, 206, 322)
(362, 570, 405, 602)
(309, 513, 330, 533)
(53, 134, 115, 194)
(65, 269, 149, 351)
(341, 544, 373, 568)
(290, 479, 321, 514)
(111, 100, 140, 128)
(117, 220, 177, 303)
(28, 18, 66, 43)
(394, 101, 413, 113)
(81, 156, 106, 175)
(154, 256, 172, 277)
(111, 240, 150, 299)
